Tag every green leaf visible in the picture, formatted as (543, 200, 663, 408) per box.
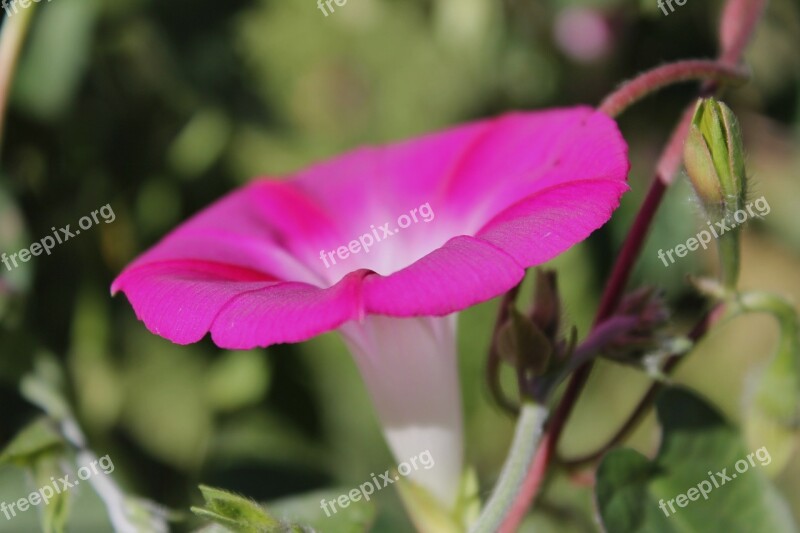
(0, 417, 63, 466)
(596, 388, 797, 533)
(192, 485, 281, 533)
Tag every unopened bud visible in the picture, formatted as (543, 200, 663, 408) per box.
(685, 98, 746, 214)
(490, 270, 575, 403)
(601, 288, 670, 363)
(684, 98, 747, 287)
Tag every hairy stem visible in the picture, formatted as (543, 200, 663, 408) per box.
(469, 402, 548, 533)
(599, 60, 748, 118)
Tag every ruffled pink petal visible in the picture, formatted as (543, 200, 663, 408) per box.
(114, 258, 368, 349)
(113, 260, 279, 345)
(475, 178, 630, 266)
(361, 235, 525, 316)
(209, 270, 368, 349)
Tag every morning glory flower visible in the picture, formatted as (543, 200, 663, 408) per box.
(112, 107, 629, 508)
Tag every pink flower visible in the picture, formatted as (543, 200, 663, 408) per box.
(112, 107, 629, 508)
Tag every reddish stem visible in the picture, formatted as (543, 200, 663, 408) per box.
(719, 0, 769, 66)
(594, 105, 694, 325)
(598, 60, 748, 119)
(498, 425, 554, 533)
(595, 180, 666, 324)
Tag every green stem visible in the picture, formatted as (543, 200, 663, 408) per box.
(0, 4, 37, 153)
(734, 291, 799, 376)
(718, 230, 741, 289)
(732, 291, 800, 426)
(470, 402, 548, 533)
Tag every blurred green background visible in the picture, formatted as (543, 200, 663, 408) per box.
(0, 0, 799, 530)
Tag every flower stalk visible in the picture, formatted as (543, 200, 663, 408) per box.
(469, 402, 548, 533)
(598, 60, 748, 119)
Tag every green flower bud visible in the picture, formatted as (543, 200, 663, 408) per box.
(683, 98, 748, 287)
